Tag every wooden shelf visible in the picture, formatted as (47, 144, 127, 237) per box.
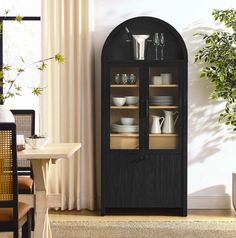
(111, 106, 139, 109)
(149, 133, 178, 137)
(110, 133, 139, 137)
(149, 84, 179, 88)
(149, 106, 178, 109)
(110, 135, 139, 149)
(110, 84, 139, 88)
(149, 134, 178, 149)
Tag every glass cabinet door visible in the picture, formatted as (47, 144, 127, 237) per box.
(109, 66, 140, 150)
(148, 66, 179, 150)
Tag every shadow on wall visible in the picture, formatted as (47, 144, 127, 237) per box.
(181, 20, 236, 166)
(190, 185, 230, 196)
(189, 185, 232, 208)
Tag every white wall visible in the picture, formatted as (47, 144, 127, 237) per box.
(94, 0, 236, 208)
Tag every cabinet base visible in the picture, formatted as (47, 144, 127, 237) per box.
(101, 207, 187, 216)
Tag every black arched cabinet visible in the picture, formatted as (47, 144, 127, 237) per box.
(101, 17, 188, 216)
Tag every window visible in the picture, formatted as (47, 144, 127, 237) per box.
(0, 4, 41, 132)
(1, 17, 41, 109)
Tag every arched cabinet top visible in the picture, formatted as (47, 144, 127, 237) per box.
(102, 16, 188, 62)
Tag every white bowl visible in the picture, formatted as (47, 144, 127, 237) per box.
(26, 137, 48, 149)
(112, 97, 126, 106)
(121, 117, 135, 125)
(125, 96, 139, 106)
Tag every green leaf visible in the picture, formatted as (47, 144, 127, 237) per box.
(32, 87, 43, 96)
(37, 62, 47, 71)
(15, 15, 24, 23)
(232, 90, 236, 98)
(20, 57, 25, 63)
(3, 64, 11, 71)
(0, 71, 4, 79)
(55, 53, 65, 64)
(17, 68, 25, 73)
(200, 72, 206, 78)
(5, 10, 10, 15)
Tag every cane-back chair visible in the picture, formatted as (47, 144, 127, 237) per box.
(10, 110, 35, 194)
(0, 122, 32, 238)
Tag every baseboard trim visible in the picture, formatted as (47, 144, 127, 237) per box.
(188, 195, 232, 209)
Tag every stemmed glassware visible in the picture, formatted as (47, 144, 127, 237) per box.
(160, 33, 165, 60)
(153, 33, 160, 60)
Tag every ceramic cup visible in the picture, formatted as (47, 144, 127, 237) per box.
(152, 76, 162, 85)
(161, 73, 172, 84)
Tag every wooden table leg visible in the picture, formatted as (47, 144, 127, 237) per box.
(32, 160, 52, 238)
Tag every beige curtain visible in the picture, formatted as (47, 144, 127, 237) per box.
(40, 0, 95, 210)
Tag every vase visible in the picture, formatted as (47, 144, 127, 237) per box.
(151, 115, 164, 133)
(162, 110, 178, 134)
(0, 105, 15, 122)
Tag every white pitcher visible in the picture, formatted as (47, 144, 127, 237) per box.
(151, 115, 164, 134)
(162, 110, 178, 134)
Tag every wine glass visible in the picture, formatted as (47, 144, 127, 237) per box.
(153, 33, 160, 60)
(160, 33, 165, 60)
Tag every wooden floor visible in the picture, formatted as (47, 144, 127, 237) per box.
(49, 209, 236, 222)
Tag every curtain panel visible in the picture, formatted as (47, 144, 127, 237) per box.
(40, 0, 95, 210)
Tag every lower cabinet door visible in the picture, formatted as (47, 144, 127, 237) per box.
(104, 153, 182, 209)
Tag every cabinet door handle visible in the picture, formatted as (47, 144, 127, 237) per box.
(131, 156, 146, 163)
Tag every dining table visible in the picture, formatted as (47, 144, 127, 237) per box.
(18, 142, 81, 238)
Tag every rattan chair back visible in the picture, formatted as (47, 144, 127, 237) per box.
(0, 122, 31, 237)
(10, 110, 35, 176)
(0, 123, 18, 230)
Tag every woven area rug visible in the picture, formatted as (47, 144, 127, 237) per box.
(2, 220, 236, 238)
(50, 220, 236, 238)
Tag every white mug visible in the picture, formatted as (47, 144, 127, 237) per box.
(152, 76, 162, 85)
(161, 73, 172, 84)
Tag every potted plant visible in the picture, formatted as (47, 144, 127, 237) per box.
(0, 12, 64, 121)
(195, 9, 236, 130)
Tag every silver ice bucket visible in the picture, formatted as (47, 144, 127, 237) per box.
(132, 34, 150, 60)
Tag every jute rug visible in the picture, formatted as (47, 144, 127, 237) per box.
(2, 220, 236, 238)
(50, 220, 236, 238)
